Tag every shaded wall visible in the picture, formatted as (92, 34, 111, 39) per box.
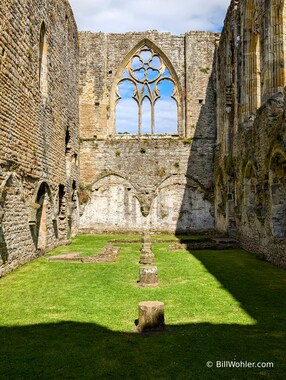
(215, 0, 286, 267)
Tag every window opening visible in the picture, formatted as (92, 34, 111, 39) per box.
(116, 45, 179, 135)
(39, 22, 48, 99)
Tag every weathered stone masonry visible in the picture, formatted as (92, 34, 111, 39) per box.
(2, 0, 286, 275)
(215, 0, 286, 267)
(79, 31, 218, 233)
(79, 137, 215, 233)
(0, 0, 79, 277)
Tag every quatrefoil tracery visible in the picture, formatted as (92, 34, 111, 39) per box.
(116, 45, 179, 107)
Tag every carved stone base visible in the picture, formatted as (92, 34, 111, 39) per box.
(137, 301, 165, 332)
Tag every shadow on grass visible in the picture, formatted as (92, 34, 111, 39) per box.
(1, 319, 285, 380)
(1, 245, 286, 379)
(2, 246, 286, 379)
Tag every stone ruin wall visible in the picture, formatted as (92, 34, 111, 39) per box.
(215, 0, 286, 267)
(1, 0, 286, 275)
(79, 138, 215, 233)
(79, 31, 218, 233)
(0, 0, 79, 277)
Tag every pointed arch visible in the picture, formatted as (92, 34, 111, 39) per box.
(0, 173, 25, 265)
(79, 174, 141, 230)
(0, 172, 20, 201)
(108, 38, 184, 136)
(29, 181, 57, 250)
(112, 38, 182, 96)
(242, 160, 259, 221)
(269, 147, 286, 239)
(244, 159, 260, 179)
(91, 172, 136, 189)
(0, 173, 23, 224)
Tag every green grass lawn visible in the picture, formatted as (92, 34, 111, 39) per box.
(0, 234, 285, 379)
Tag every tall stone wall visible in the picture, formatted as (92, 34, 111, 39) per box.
(215, 0, 286, 267)
(0, 0, 79, 276)
(79, 31, 218, 233)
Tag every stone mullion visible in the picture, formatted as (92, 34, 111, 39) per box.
(245, 45, 252, 118)
(138, 101, 142, 136)
(250, 44, 256, 115)
(151, 101, 155, 134)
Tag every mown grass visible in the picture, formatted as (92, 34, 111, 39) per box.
(0, 234, 285, 379)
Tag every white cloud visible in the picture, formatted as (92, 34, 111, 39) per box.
(155, 98, 177, 134)
(116, 97, 178, 134)
(69, 0, 231, 34)
(116, 98, 138, 133)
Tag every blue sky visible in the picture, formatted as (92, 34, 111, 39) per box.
(69, 0, 231, 34)
(69, 0, 231, 134)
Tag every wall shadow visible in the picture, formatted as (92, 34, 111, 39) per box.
(175, 53, 217, 234)
(0, 318, 284, 379)
(0, 226, 8, 264)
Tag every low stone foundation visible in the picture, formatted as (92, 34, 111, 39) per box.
(48, 245, 120, 263)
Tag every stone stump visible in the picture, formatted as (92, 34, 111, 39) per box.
(138, 266, 158, 287)
(142, 242, 152, 250)
(139, 248, 155, 264)
(137, 301, 165, 332)
(142, 233, 151, 244)
(139, 231, 154, 264)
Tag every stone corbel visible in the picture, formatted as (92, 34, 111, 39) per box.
(136, 193, 154, 217)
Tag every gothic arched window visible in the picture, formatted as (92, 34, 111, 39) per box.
(115, 45, 179, 135)
(39, 22, 48, 99)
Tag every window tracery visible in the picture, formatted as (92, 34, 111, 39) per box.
(115, 45, 179, 135)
